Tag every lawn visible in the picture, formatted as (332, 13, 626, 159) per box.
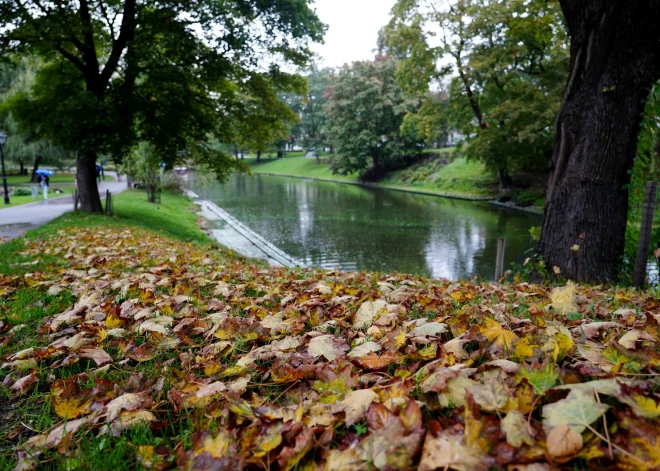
(1, 189, 659, 470)
(1, 186, 76, 208)
(246, 154, 499, 198)
(249, 156, 359, 182)
(4, 173, 77, 185)
(382, 157, 499, 197)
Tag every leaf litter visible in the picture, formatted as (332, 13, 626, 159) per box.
(1, 226, 660, 470)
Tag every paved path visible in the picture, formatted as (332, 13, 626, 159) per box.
(0, 174, 128, 242)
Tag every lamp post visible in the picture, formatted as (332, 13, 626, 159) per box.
(0, 132, 8, 205)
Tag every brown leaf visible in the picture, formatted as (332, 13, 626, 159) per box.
(546, 424, 583, 457)
(10, 373, 39, 396)
(77, 347, 113, 366)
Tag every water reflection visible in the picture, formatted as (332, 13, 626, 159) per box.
(191, 173, 539, 280)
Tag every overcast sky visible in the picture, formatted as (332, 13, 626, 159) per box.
(310, 0, 398, 69)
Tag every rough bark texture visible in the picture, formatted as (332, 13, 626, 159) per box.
(30, 156, 41, 183)
(77, 154, 103, 213)
(539, 0, 660, 282)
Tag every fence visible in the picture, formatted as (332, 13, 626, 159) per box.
(627, 181, 660, 287)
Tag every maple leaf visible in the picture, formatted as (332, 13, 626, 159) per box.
(546, 424, 583, 458)
(334, 389, 379, 426)
(519, 364, 558, 396)
(478, 316, 517, 349)
(542, 389, 609, 434)
(418, 431, 493, 471)
(9, 373, 39, 396)
(501, 410, 534, 447)
(347, 341, 382, 358)
(352, 300, 401, 330)
(307, 335, 349, 361)
(549, 282, 579, 315)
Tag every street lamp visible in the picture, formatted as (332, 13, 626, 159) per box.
(0, 132, 8, 205)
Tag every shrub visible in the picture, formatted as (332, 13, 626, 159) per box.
(12, 187, 32, 196)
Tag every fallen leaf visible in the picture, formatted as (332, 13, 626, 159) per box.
(546, 424, 583, 457)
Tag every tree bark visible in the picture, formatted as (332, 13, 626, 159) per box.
(30, 156, 42, 183)
(539, 1, 660, 282)
(76, 153, 103, 213)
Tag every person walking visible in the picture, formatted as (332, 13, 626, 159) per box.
(39, 173, 49, 200)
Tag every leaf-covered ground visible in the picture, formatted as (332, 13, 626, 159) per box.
(1, 224, 660, 470)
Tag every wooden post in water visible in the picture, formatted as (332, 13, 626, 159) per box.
(634, 181, 658, 288)
(495, 237, 506, 281)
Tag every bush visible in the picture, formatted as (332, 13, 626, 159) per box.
(12, 187, 33, 196)
(162, 174, 186, 194)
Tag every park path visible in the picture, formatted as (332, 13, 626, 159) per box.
(0, 174, 128, 243)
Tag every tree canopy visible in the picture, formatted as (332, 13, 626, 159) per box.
(386, 0, 569, 187)
(324, 57, 423, 180)
(0, 0, 325, 211)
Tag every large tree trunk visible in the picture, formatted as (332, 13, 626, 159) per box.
(77, 154, 103, 213)
(539, 1, 660, 282)
(30, 156, 42, 183)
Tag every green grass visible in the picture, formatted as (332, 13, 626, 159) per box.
(248, 156, 359, 182)
(245, 153, 498, 198)
(4, 173, 76, 185)
(0, 190, 213, 276)
(1, 186, 76, 208)
(382, 157, 499, 197)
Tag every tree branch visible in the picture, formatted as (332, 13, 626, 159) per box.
(54, 44, 87, 74)
(99, 0, 137, 90)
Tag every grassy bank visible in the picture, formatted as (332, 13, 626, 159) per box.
(1, 190, 659, 470)
(1, 187, 76, 208)
(247, 153, 500, 199)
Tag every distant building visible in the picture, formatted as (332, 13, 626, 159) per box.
(446, 129, 465, 147)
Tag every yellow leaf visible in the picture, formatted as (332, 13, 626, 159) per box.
(549, 282, 578, 315)
(200, 430, 232, 458)
(622, 394, 660, 418)
(53, 396, 91, 419)
(514, 337, 536, 360)
(479, 317, 517, 349)
(418, 343, 437, 360)
(105, 312, 123, 329)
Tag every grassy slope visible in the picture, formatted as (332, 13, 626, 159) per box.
(247, 153, 498, 198)
(1, 187, 76, 208)
(0, 190, 215, 276)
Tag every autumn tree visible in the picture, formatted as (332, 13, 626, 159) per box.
(324, 57, 422, 180)
(539, 1, 660, 282)
(386, 0, 568, 188)
(0, 1, 324, 213)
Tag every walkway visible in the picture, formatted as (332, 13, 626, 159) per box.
(0, 174, 128, 242)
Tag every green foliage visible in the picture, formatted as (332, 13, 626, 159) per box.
(0, 58, 74, 171)
(300, 68, 335, 153)
(622, 82, 660, 284)
(324, 57, 424, 178)
(0, 0, 325, 182)
(11, 187, 32, 196)
(386, 0, 569, 182)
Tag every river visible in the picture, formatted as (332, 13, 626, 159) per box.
(190, 173, 541, 280)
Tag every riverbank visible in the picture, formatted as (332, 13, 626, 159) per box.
(247, 155, 545, 213)
(1, 189, 657, 470)
(248, 155, 495, 200)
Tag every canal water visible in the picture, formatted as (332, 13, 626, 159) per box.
(190, 173, 540, 280)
